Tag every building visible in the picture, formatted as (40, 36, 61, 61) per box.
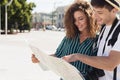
(32, 12, 52, 29)
(32, 5, 71, 29)
(55, 6, 66, 28)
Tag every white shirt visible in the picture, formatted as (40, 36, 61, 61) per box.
(97, 21, 120, 80)
(97, 25, 111, 56)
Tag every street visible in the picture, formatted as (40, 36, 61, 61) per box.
(0, 30, 65, 80)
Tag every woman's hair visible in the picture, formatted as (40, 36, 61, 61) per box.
(64, 1, 98, 38)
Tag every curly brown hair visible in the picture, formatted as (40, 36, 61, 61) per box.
(64, 1, 98, 38)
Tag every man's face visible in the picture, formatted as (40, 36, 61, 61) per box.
(93, 7, 112, 25)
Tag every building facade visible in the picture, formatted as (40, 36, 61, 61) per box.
(32, 12, 52, 29)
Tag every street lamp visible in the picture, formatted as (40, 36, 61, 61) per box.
(5, 0, 13, 35)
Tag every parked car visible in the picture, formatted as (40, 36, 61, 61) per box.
(57, 28, 65, 31)
(46, 25, 57, 30)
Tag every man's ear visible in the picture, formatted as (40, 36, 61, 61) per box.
(112, 8, 119, 14)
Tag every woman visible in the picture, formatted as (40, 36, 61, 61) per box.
(32, 1, 98, 80)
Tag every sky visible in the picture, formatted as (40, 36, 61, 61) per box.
(27, 0, 74, 13)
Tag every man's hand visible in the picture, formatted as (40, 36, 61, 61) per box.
(62, 54, 78, 62)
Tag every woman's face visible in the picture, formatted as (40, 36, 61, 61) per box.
(74, 11, 88, 32)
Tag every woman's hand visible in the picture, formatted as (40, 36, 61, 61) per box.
(62, 54, 79, 62)
(31, 54, 40, 63)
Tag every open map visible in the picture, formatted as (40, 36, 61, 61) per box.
(30, 45, 84, 80)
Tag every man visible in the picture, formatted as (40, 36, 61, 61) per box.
(63, 0, 120, 80)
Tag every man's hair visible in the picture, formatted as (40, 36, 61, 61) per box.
(91, 0, 119, 11)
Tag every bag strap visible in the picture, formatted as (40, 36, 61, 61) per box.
(99, 25, 106, 42)
(113, 67, 117, 80)
(110, 23, 120, 46)
(97, 25, 106, 48)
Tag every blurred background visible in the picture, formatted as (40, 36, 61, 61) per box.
(0, 0, 119, 80)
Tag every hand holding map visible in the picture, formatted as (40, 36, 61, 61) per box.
(30, 45, 84, 80)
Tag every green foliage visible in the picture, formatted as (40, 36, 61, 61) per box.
(1, 0, 36, 33)
(0, 0, 6, 5)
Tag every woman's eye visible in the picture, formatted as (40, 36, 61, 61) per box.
(98, 13, 103, 14)
(79, 18, 84, 20)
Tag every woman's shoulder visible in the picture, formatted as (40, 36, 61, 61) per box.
(62, 36, 71, 42)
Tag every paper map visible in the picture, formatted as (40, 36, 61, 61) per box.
(30, 45, 84, 80)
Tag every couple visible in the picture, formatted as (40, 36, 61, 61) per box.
(32, 0, 120, 80)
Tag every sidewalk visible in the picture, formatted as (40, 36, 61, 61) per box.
(0, 30, 65, 80)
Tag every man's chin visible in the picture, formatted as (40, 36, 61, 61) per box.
(97, 22, 103, 26)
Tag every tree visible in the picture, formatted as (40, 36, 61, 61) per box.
(0, 0, 36, 33)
